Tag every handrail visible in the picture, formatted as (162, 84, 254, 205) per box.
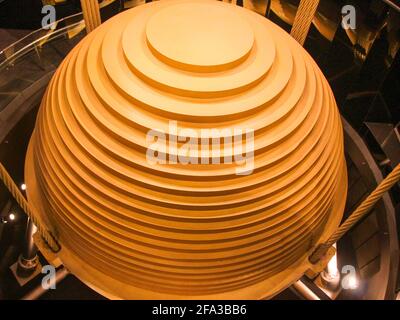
(0, 13, 85, 69)
(0, 0, 122, 68)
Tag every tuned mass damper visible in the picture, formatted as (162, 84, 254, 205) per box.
(25, 0, 347, 299)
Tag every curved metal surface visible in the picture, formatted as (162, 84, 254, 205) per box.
(25, 0, 347, 299)
(343, 117, 399, 300)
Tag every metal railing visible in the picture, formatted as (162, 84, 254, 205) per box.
(0, 12, 86, 70)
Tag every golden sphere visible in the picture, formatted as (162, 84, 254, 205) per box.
(25, 0, 347, 299)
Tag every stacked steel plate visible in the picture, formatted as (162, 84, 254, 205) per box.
(25, 0, 347, 299)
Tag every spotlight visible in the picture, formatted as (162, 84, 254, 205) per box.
(8, 213, 16, 221)
(21, 183, 26, 191)
(347, 275, 358, 289)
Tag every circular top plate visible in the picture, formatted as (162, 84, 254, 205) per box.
(145, 2, 254, 72)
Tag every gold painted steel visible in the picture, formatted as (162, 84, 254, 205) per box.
(25, 0, 347, 299)
(80, 0, 101, 33)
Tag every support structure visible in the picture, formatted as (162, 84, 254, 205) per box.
(292, 281, 320, 300)
(310, 163, 400, 263)
(16, 218, 39, 277)
(290, 0, 320, 45)
(80, 0, 101, 33)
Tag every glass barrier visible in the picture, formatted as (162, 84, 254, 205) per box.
(0, 0, 124, 114)
(0, 12, 86, 69)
